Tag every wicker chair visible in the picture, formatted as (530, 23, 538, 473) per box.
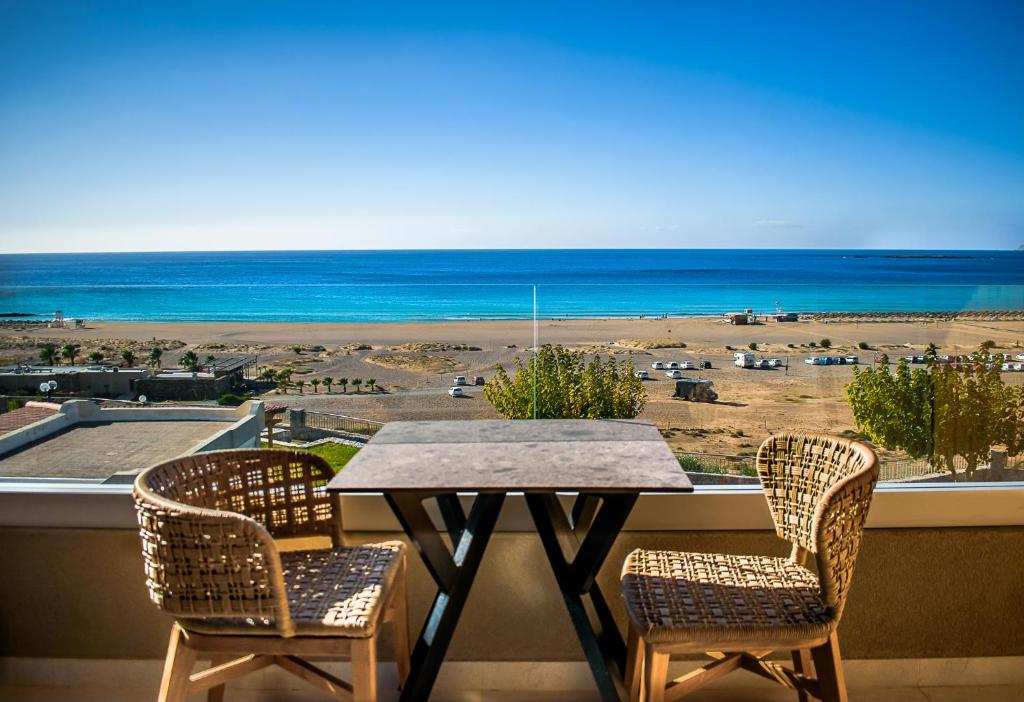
(133, 449, 410, 702)
(621, 434, 879, 702)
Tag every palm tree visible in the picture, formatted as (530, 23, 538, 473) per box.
(322, 376, 334, 393)
(148, 347, 163, 369)
(295, 379, 306, 394)
(205, 355, 217, 370)
(178, 350, 201, 372)
(259, 368, 277, 383)
(121, 349, 137, 367)
(338, 377, 348, 394)
(351, 378, 363, 393)
(38, 343, 58, 366)
(87, 351, 104, 365)
(367, 378, 377, 392)
(61, 343, 80, 365)
(310, 378, 320, 393)
(276, 369, 292, 394)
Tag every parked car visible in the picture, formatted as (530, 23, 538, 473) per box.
(634, 370, 650, 380)
(473, 376, 485, 385)
(667, 361, 680, 369)
(448, 386, 464, 397)
(453, 375, 467, 386)
(845, 356, 859, 365)
(1017, 353, 1024, 361)
(734, 352, 756, 368)
(699, 360, 712, 369)
(756, 359, 771, 369)
(651, 361, 665, 370)
(679, 361, 695, 370)
(767, 358, 783, 367)
(665, 369, 684, 379)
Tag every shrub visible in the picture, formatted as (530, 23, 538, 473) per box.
(484, 344, 646, 419)
(980, 340, 996, 351)
(216, 392, 248, 406)
(724, 345, 734, 351)
(858, 341, 870, 350)
(819, 338, 832, 349)
(787, 343, 796, 348)
(747, 342, 758, 351)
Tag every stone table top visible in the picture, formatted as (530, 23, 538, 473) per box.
(328, 419, 693, 494)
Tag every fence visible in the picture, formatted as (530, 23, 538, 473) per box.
(677, 449, 1022, 481)
(674, 451, 756, 477)
(298, 410, 384, 438)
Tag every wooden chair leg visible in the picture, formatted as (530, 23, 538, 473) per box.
(811, 633, 848, 702)
(351, 637, 379, 702)
(158, 623, 197, 702)
(643, 644, 670, 702)
(207, 654, 232, 702)
(625, 625, 643, 702)
(390, 559, 411, 688)
(791, 649, 814, 702)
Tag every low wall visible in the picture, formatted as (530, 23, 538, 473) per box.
(134, 375, 232, 402)
(0, 524, 1020, 661)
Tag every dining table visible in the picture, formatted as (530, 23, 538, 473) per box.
(327, 418, 694, 702)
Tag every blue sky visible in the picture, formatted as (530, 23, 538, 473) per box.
(1, 1, 1022, 252)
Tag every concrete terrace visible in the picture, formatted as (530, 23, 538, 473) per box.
(0, 420, 232, 478)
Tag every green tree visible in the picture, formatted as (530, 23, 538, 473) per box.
(351, 378, 363, 393)
(38, 343, 58, 366)
(367, 378, 377, 392)
(259, 368, 276, 383)
(338, 377, 348, 393)
(748, 342, 758, 351)
(925, 342, 938, 358)
(147, 347, 163, 369)
(87, 351, 104, 364)
(819, 338, 832, 349)
(322, 376, 334, 393)
(178, 350, 201, 372)
(121, 349, 137, 367)
(483, 344, 646, 420)
(292, 346, 303, 355)
(205, 355, 216, 369)
(846, 348, 1024, 478)
(295, 379, 306, 394)
(61, 343, 80, 365)
(310, 378, 320, 393)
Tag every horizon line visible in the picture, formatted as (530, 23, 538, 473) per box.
(1, 245, 1022, 256)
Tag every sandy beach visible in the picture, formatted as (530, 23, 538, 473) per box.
(3, 316, 1022, 457)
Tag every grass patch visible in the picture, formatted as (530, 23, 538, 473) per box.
(304, 442, 360, 472)
(260, 441, 360, 472)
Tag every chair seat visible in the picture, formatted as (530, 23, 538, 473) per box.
(183, 541, 405, 639)
(621, 548, 833, 649)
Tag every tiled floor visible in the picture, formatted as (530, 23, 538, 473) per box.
(3, 685, 1023, 702)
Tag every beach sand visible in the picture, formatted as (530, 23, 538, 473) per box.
(3, 316, 1022, 456)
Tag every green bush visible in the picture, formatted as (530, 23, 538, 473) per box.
(484, 344, 646, 419)
(216, 392, 249, 406)
(858, 341, 870, 350)
(748, 342, 758, 351)
(819, 338, 832, 349)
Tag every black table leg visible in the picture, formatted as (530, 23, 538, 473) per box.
(386, 491, 505, 702)
(525, 492, 638, 702)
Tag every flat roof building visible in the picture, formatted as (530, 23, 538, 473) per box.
(0, 399, 263, 482)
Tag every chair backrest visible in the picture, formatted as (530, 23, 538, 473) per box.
(757, 434, 879, 620)
(132, 448, 340, 636)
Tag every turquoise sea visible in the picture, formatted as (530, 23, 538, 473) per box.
(1, 249, 1022, 322)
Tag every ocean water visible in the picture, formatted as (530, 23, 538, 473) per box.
(0, 249, 1022, 322)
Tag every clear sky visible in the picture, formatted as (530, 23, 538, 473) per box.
(1, 1, 1022, 252)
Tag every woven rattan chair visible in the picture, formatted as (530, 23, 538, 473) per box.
(133, 449, 410, 702)
(621, 434, 879, 702)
